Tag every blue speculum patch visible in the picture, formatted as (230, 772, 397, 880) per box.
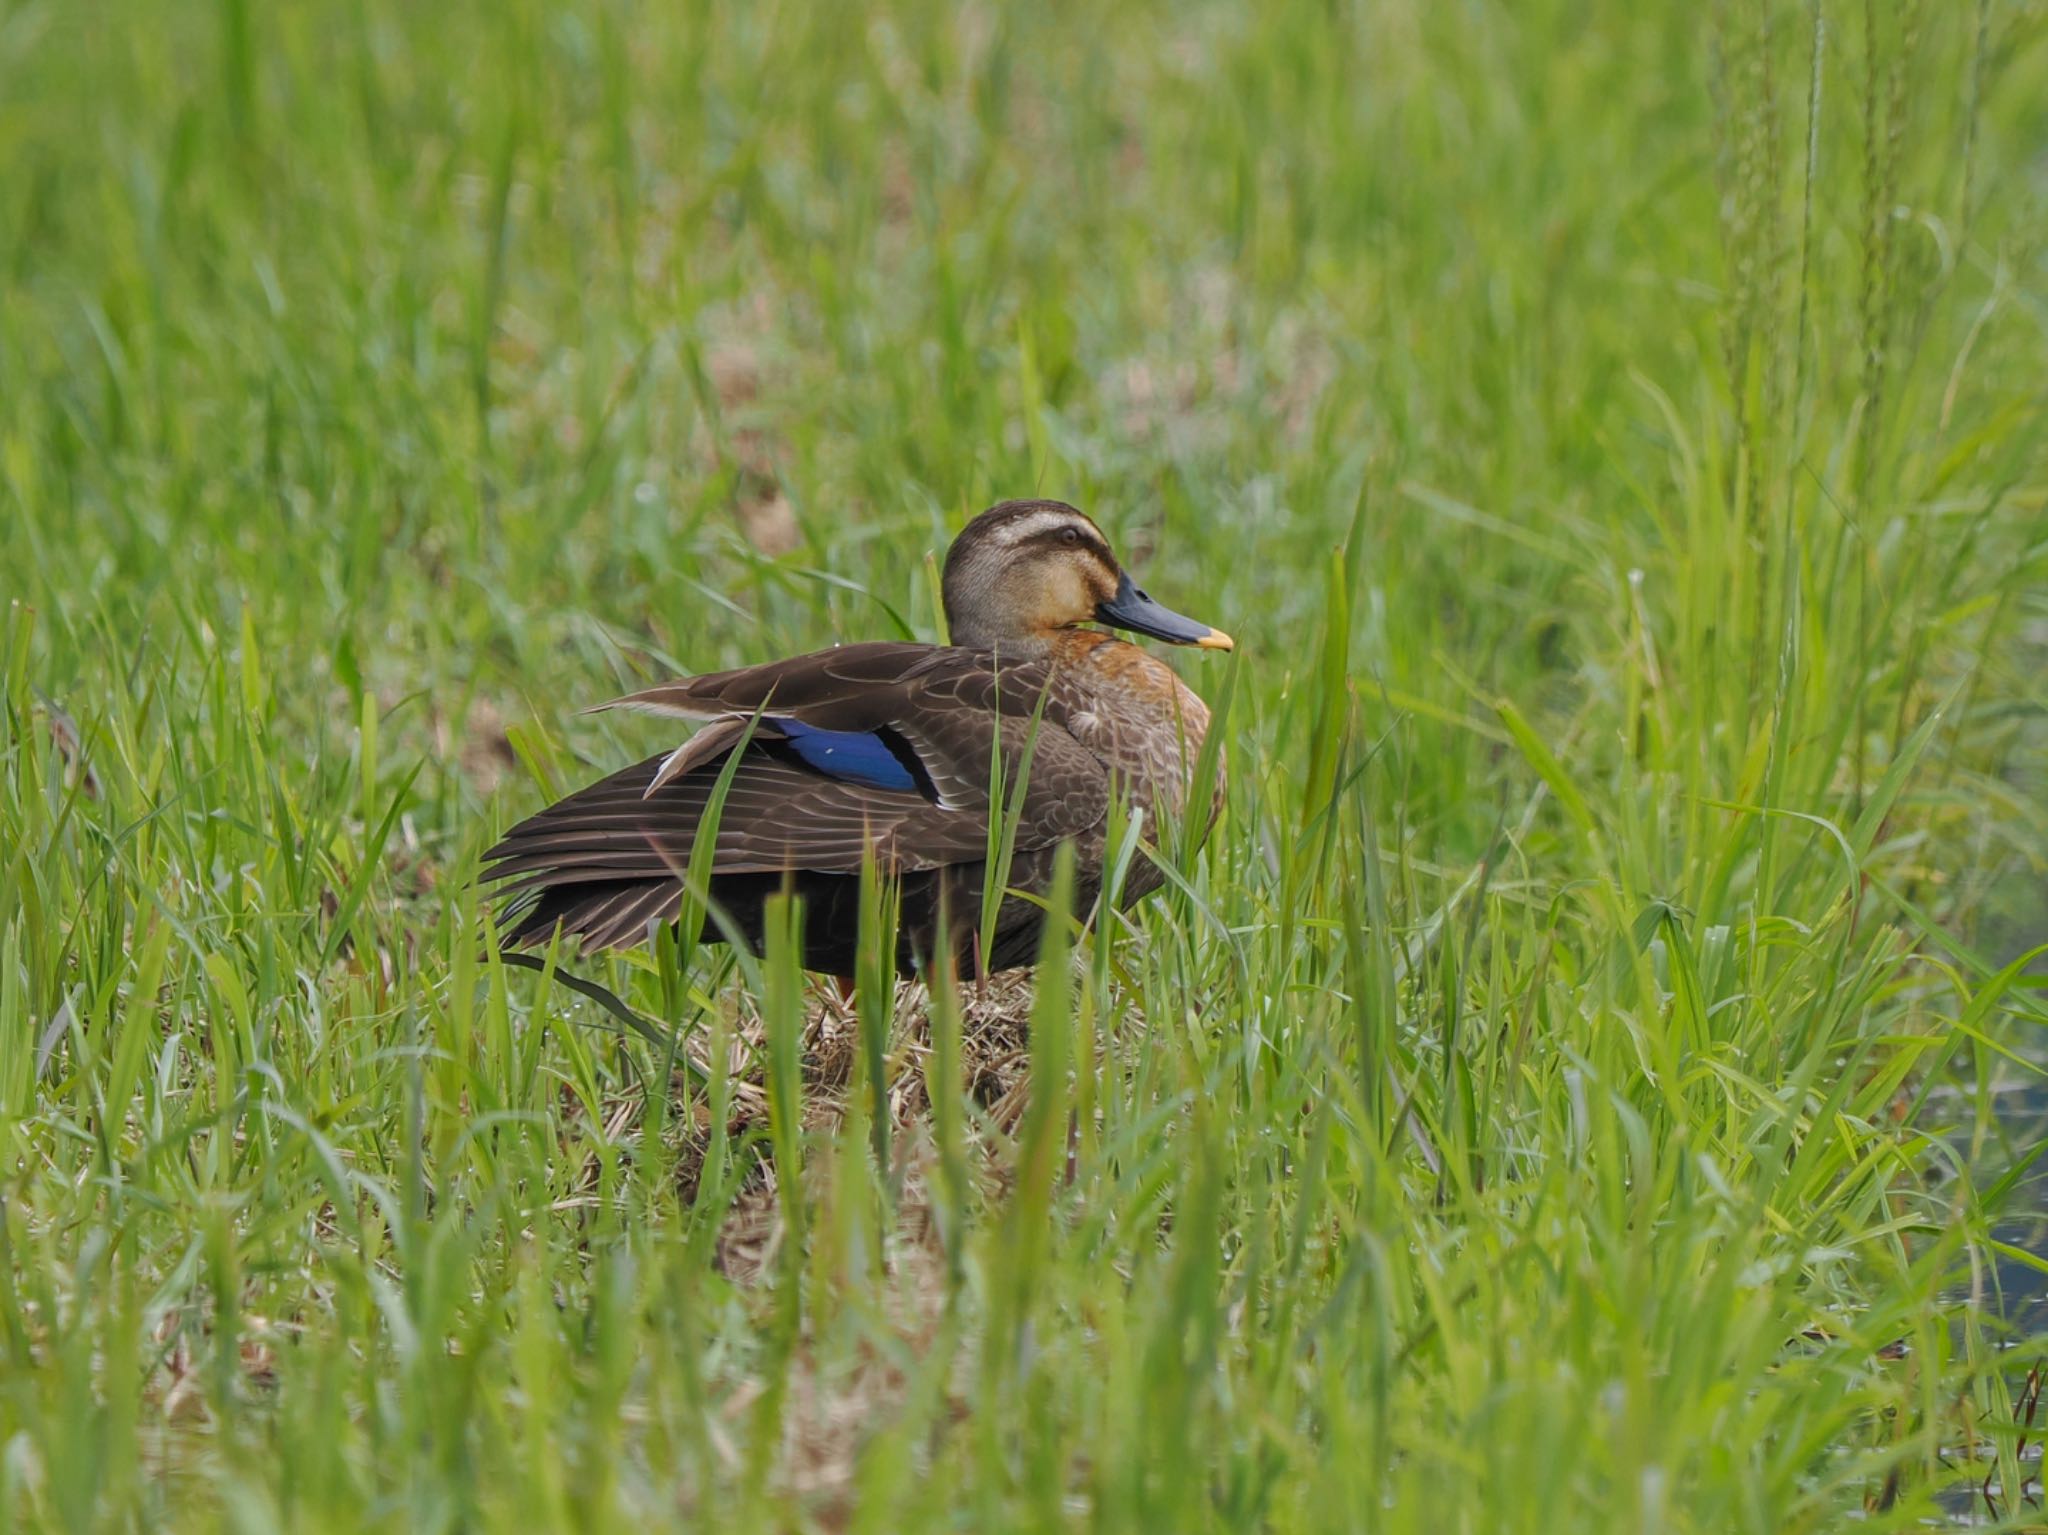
(775, 719, 920, 793)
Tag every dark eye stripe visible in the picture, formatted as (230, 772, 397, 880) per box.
(1025, 525, 1116, 566)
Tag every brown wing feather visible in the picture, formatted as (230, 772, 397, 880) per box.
(482, 644, 1110, 930)
(483, 750, 974, 884)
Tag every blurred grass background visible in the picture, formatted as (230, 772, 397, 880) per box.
(3, 0, 2047, 1527)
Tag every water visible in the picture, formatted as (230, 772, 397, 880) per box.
(1929, 856, 2047, 1522)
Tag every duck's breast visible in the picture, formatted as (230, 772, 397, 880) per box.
(1055, 638, 1217, 821)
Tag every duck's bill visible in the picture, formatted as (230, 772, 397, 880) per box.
(1097, 572, 1235, 651)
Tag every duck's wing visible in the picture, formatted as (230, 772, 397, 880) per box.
(480, 643, 1109, 921)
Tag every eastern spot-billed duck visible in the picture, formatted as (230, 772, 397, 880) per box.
(482, 499, 1231, 978)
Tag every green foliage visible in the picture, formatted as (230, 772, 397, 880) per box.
(1, 0, 2045, 1528)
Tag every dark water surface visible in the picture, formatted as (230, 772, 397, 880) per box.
(1930, 855, 2046, 1522)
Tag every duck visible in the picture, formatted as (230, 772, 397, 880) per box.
(481, 499, 1232, 979)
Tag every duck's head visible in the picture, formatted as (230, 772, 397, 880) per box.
(941, 500, 1234, 655)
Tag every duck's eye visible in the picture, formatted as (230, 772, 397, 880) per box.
(1058, 527, 1081, 546)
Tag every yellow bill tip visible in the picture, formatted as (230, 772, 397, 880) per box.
(1195, 628, 1235, 652)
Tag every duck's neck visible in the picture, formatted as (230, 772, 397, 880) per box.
(949, 622, 1062, 661)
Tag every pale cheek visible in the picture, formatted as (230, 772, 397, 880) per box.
(1042, 571, 1082, 624)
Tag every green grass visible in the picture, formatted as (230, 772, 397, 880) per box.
(4, 0, 2048, 1528)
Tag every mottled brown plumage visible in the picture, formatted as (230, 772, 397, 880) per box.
(481, 500, 1230, 976)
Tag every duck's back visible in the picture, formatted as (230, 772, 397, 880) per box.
(483, 642, 1090, 974)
